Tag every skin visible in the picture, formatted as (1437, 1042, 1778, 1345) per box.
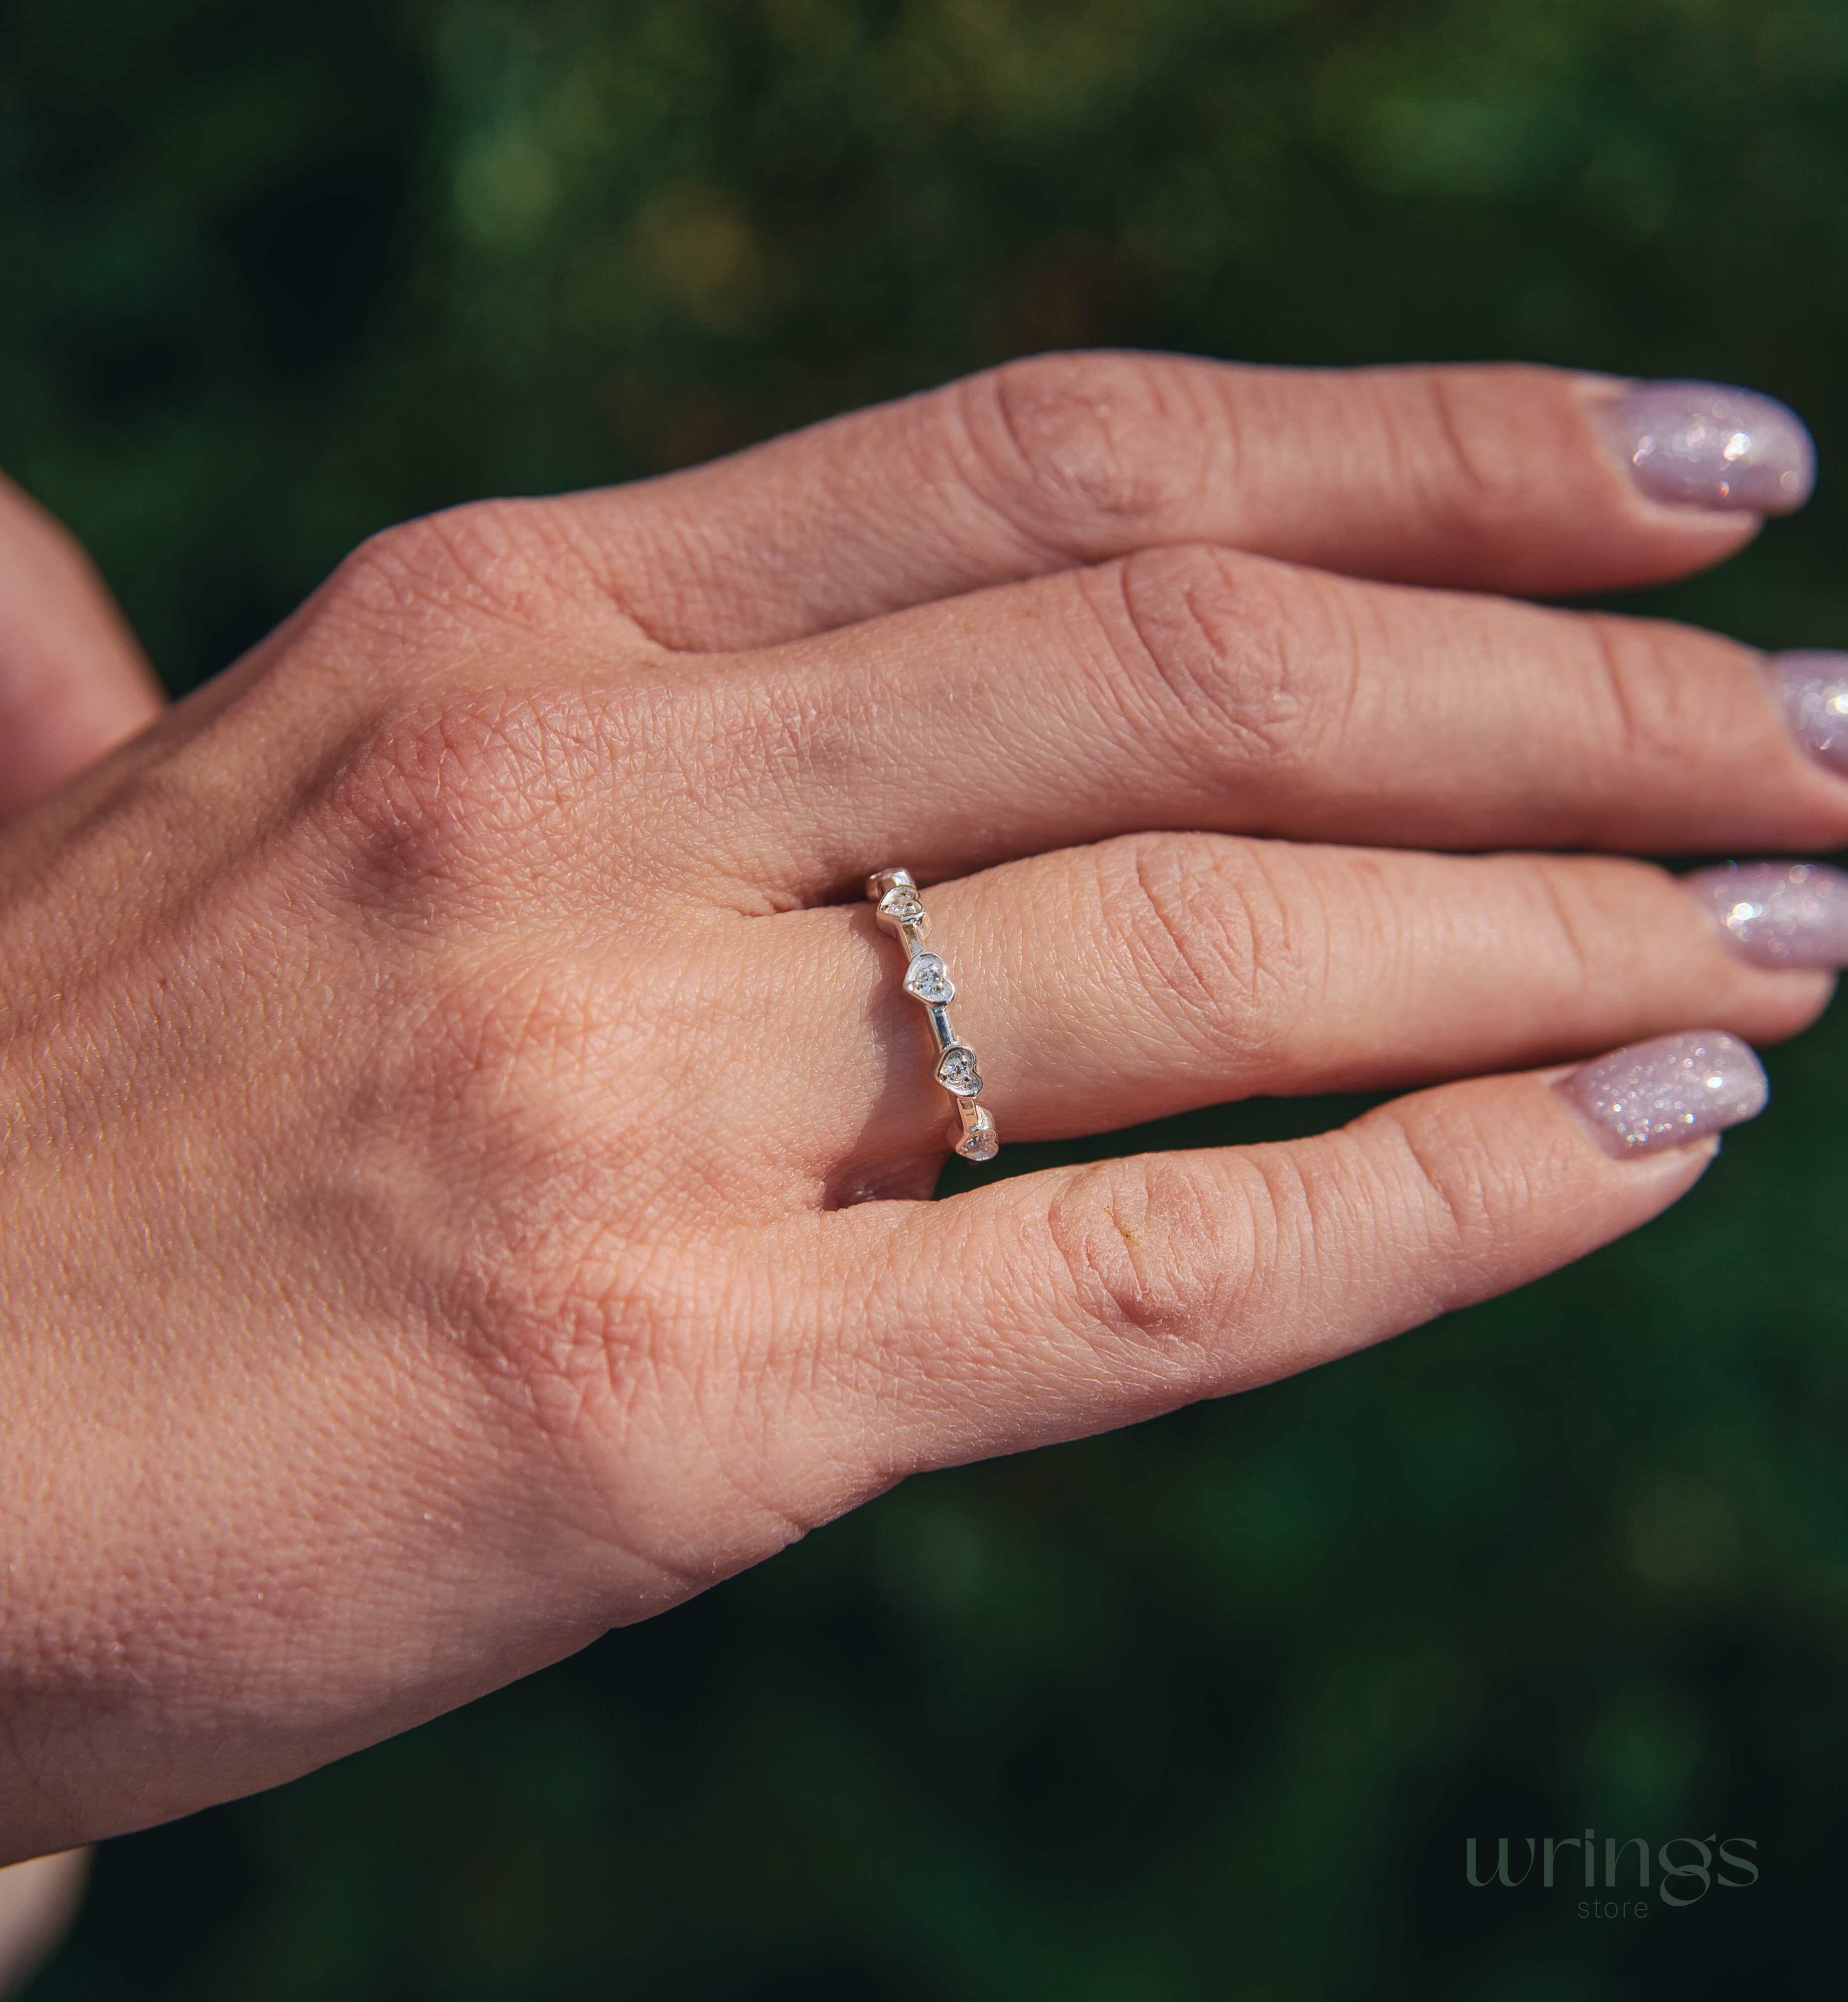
(0, 473, 159, 1981)
(0, 1849, 87, 1996)
(0, 354, 1844, 1868)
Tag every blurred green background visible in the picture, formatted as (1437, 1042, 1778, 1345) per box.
(6, 0, 1848, 1994)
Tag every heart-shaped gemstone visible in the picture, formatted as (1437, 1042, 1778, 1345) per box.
(936, 1045, 982, 1097)
(903, 953, 955, 1005)
(956, 1109, 998, 1162)
(878, 886, 926, 928)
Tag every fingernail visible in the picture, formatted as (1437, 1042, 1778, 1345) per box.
(1555, 1030, 1767, 1158)
(1595, 380, 1815, 513)
(1686, 860, 1848, 970)
(1764, 651, 1848, 776)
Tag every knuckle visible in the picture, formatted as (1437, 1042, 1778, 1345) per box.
(1511, 853, 1611, 990)
(319, 499, 596, 645)
(1389, 364, 1558, 538)
(1580, 613, 1713, 780)
(1041, 1154, 1234, 1369)
(1518, 849, 1687, 996)
(955, 349, 1209, 548)
(1417, 368, 1523, 504)
(1373, 1096, 1532, 1266)
(303, 688, 631, 925)
(1085, 833, 1314, 1057)
(1097, 544, 1335, 775)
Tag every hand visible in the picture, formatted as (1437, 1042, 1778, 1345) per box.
(3, 355, 1843, 1860)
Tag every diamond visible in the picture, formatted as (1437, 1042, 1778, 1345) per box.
(936, 1045, 982, 1097)
(903, 953, 954, 1005)
(877, 886, 926, 928)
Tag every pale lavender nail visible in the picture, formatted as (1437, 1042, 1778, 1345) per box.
(1555, 1030, 1767, 1158)
(1595, 380, 1815, 513)
(1686, 861, 1848, 970)
(1765, 651, 1848, 776)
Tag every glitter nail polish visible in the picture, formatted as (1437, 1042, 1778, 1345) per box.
(1595, 381, 1814, 513)
(1764, 651, 1848, 777)
(1686, 861, 1848, 970)
(1555, 1030, 1768, 1158)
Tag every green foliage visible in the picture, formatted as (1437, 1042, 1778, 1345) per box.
(4, 0, 1845, 1995)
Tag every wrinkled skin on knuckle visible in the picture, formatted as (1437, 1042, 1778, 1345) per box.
(1376, 364, 1558, 554)
(1084, 832, 1316, 1067)
(1373, 1092, 1543, 1278)
(954, 350, 1214, 553)
(1495, 851, 1624, 996)
(310, 500, 615, 656)
(1038, 1154, 1248, 1399)
(1096, 544, 1332, 785)
(297, 685, 660, 930)
(1294, 1096, 1554, 1348)
(1578, 612, 1729, 790)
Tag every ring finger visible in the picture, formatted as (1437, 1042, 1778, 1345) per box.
(731, 834, 1839, 1198)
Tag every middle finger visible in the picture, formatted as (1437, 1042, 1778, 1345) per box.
(674, 545, 1848, 902)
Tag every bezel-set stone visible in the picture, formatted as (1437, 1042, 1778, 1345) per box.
(902, 952, 955, 1005)
(955, 1108, 998, 1162)
(877, 885, 926, 929)
(936, 1045, 982, 1097)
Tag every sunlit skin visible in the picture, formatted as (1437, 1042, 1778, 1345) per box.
(1, 355, 1844, 1867)
(0, 472, 159, 1985)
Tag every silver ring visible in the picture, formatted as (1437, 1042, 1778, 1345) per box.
(867, 868, 999, 1163)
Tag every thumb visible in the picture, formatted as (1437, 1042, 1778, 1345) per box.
(0, 471, 165, 817)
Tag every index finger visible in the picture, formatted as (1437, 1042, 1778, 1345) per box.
(554, 353, 1813, 650)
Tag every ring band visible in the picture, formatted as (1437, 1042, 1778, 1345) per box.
(867, 867, 999, 1164)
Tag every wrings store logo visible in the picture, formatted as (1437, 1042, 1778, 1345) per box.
(1466, 1831, 1758, 1916)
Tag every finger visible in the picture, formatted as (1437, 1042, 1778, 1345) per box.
(0, 474, 164, 815)
(802, 1044, 1756, 1469)
(0, 1849, 87, 1994)
(557, 354, 1805, 649)
(676, 546, 1848, 901)
(734, 836, 1831, 1192)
